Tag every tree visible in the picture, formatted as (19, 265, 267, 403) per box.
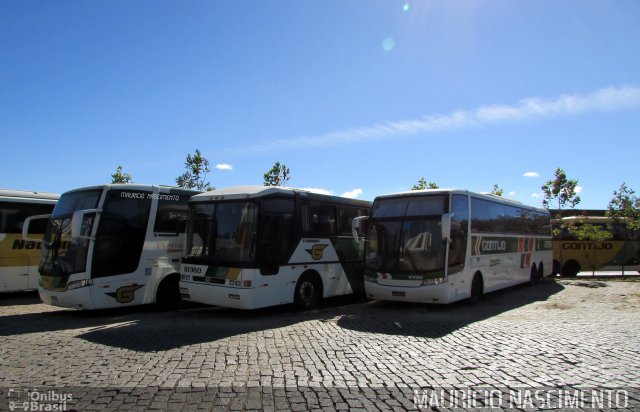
(607, 182, 640, 232)
(541, 168, 581, 238)
(411, 177, 439, 191)
(491, 184, 504, 197)
(111, 165, 133, 184)
(541, 167, 581, 212)
(263, 161, 291, 187)
(176, 149, 214, 191)
(569, 222, 613, 242)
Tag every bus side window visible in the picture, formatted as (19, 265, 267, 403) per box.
(449, 195, 469, 273)
(337, 207, 363, 235)
(259, 198, 295, 267)
(154, 197, 189, 235)
(307, 202, 336, 235)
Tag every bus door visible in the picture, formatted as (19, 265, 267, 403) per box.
(256, 197, 296, 308)
(89, 189, 152, 307)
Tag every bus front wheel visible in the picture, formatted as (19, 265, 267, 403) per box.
(469, 273, 483, 303)
(156, 275, 182, 309)
(294, 272, 322, 310)
(562, 261, 580, 277)
(529, 264, 541, 285)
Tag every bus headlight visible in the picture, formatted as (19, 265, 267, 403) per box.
(421, 278, 445, 286)
(66, 279, 93, 290)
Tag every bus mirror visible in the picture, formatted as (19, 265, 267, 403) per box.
(22, 214, 51, 242)
(441, 212, 454, 243)
(71, 209, 101, 239)
(352, 216, 369, 244)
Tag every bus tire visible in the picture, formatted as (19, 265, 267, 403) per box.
(529, 264, 540, 286)
(294, 271, 322, 310)
(552, 260, 561, 276)
(156, 274, 182, 309)
(538, 262, 545, 280)
(562, 260, 580, 277)
(469, 272, 483, 303)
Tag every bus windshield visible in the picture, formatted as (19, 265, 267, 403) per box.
(39, 189, 102, 285)
(366, 195, 447, 275)
(365, 218, 445, 275)
(185, 201, 258, 266)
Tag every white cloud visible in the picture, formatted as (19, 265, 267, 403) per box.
(341, 188, 363, 199)
(302, 187, 334, 196)
(576, 186, 584, 193)
(531, 193, 541, 198)
(523, 171, 540, 178)
(228, 85, 640, 154)
(508, 191, 517, 197)
(215, 163, 233, 171)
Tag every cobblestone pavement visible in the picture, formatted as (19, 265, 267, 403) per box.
(1, 279, 639, 411)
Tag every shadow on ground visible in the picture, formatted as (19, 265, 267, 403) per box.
(0, 280, 563, 352)
(337, 279, 564, 338)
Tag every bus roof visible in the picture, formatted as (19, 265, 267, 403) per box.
(373, 188, 547, 212)
(61, 184, 201, 196)
(191, 185, 371, 207)
(0, 189, 60, 202)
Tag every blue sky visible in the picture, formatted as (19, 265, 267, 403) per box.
(2, 0, 639, 209)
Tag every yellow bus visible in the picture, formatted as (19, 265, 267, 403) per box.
(552, 215, 640, 276)
(0, 189, 59, 292)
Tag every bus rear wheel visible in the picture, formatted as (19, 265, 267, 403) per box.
(294, 272, 322, 310)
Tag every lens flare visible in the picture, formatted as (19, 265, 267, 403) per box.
(382, 37, 395, 52)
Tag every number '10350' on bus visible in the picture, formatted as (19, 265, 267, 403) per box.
(352, 189, 553, 304)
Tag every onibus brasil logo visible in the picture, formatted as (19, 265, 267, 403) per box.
(8, 388, 73, 411)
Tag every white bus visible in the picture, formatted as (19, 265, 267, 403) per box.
(25, 184, 200, 309)
(0, 189, 59, 292)
(353, 189, 552, 304)
(179, 186, 371, 310)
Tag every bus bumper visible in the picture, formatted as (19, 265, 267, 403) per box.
(39, 287, 96, 310)
(180, 281, 256, 310)
(364, 280, 453, 304)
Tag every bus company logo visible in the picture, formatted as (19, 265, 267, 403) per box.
(474, 237, 507, 254)
(12, 240, 43, 250)
(306, 244, 328, 260)
(562, 242, 613, 251)
(106, 285, 143, 303)
(12, 240, 69, 251)
(483, 240, 506, 252)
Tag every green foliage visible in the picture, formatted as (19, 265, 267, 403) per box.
(541, 167, 581, 211)
(263, 161, 291, 187)
(607, 182, 640, 232)
(568, 222, 613, 242)
(176, 149, 214, 191)
(491, 184, 504, 197)
(111, 165, 133, 184)
(411, 177, 439, 191)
